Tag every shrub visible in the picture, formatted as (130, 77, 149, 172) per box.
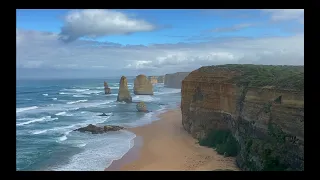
(199, 129, 239, 157)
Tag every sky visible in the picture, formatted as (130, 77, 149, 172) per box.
(16, 9, 304, 79)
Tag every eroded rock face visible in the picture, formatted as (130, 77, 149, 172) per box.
(181, 65, 304, 171)
(117, 76, 132, 103)
(104, 81, 111, 94)
(164, 72, 190, 89)
(74, 124, 124, 134)
(134, 74, 153, 95)
(136, 101, 147, 112)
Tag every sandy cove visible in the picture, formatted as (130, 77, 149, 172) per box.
(105, 109, 239, 171)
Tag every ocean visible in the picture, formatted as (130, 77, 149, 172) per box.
(16, 77, 181, 171)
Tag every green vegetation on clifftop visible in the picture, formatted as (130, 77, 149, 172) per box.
(198, 64, 304, 91)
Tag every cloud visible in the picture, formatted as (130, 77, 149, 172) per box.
(262, 9, 304, 24)
(211, 23, 254, 33)
(59, 9, 156, 43)
(16, 28, 304, 79)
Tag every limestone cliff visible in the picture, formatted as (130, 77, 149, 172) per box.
(117, 76, 132, 103)
(164, 72, 190, 88)
(148, 76, 158, 84)
(181, 64, 304, 171)
(104, 81, 111, 94)
(134, 75, 154, 95)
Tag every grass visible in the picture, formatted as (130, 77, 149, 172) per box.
(198, 64, 304, 91)
(198, 129, 239, 157)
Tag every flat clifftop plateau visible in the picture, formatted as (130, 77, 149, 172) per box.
(181, 64, 304, 171)
(164, 72, 190, 89)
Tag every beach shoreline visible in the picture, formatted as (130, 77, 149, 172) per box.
(105, 108, 239, 171)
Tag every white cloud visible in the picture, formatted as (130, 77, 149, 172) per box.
(59, 9, 156, 42)
(16, 28, 304, 78)
(211, 23, 254, 33)
(262, 9, 304, 24)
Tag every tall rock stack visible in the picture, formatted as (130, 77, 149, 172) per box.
(117, 76, 132, 103)
(148, 76, 158, 84)
(104, 81, 111, 94)
(134, 75, 154, 95)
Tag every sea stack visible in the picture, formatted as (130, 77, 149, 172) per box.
(148, 76, 158, 84)
(104, 81, 111, 94)
(134, 74, 154, 95)
(117, 76, 132, 103)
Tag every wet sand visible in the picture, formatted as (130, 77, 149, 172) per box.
(105, 109, 239, 171)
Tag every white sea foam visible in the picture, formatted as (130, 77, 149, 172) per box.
(65, 89, 90, 92)
(109, 87, 119, 90)
(42, 94, 48, 96)
(58, 130, 72, 142)
(16, 116, 58, 126)
(16, 106, 38, 113)
(59, 92, 75, 95)
(72, 94, 89, 98)
(66, 99, 88, 105)
(121, 105, 168, 128)
(52, 98, 58, 100)
(31, 129, 48, 135)
(76, 143, 87, 147)
(55, 111, 67, 116)
(132, 95, 160, 102)
(52, 130, 136, 171)
(82, 90, 102, 94)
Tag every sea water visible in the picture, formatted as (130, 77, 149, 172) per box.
(16, 77, 181, 171)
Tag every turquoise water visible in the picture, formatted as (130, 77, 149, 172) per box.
(16, 78, 181, 171)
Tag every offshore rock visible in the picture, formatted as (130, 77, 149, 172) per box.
(134, 74, 154, 95)
(117, 76, 132, 103)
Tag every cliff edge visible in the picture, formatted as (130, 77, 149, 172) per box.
(164, 72, 190, 88)
(181, 64, 304, 171)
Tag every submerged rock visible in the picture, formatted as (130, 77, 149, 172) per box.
(134, 74, 153, 95)
(98, 113, 109, 116)
(74, 124, 124, 134)
(117, 76, 132, 103)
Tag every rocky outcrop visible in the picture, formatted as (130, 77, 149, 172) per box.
(181, 65, 304, 171)
(117, 76, 132, 103)
(164, 72, 190, 88)
(104, 81, 111, 94)
(134, 74, 154, 95)
(74, 124, 124, 134)
(148, 76, 158, 84)
(136, 101, 147, 112)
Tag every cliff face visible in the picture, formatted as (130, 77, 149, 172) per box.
(164, 72, 190, 88)
(181, 65, 304, 171)
(134, 74, 154, 95)
(117, 76, 132, 103)
(148, 76, 158, 84)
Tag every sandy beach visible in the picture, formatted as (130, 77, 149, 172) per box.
(105, 109, 239, 171)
